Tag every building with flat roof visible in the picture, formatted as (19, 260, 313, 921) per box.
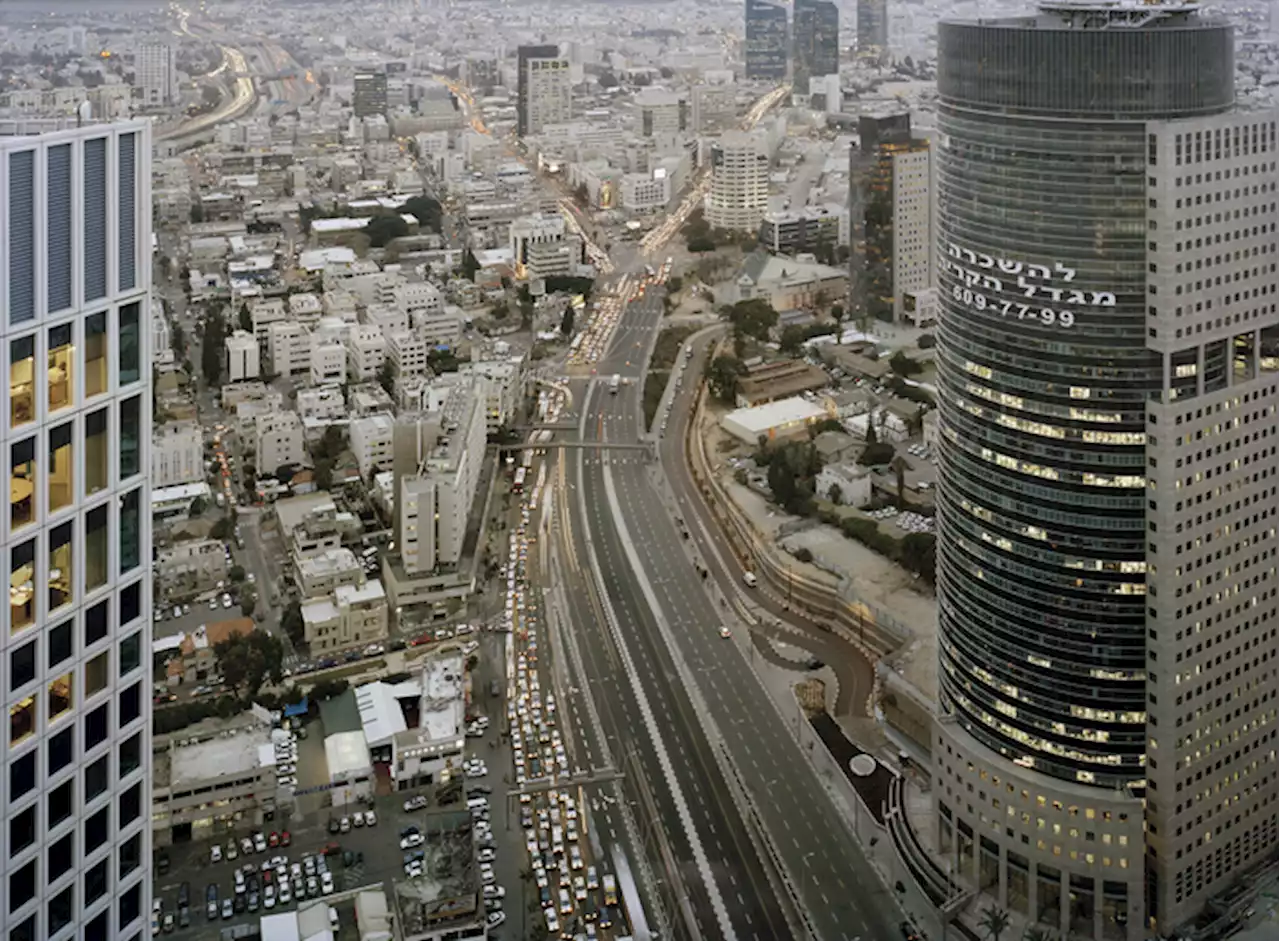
(390, 812, 484, 941)
(152, 420, 204, 488)
(721, 396, 829, 444)
(735, 358, 830, 407)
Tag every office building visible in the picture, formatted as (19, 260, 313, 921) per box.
(793, 0, 840, 93)
(930, 5, 1277, 940)
(151, 421, 204, 489)
(135, 42, 177, 108)
(857, 0, 889, 63)
(706, 130, 771, 232)
(516, 45, 570, 137)
(353, 71, 388, 119)
(847, 113, 932, 324)
(745, 0, 789, 81)
(758, 206, 845, 256)
(1, 118, 153, 939)
(636, 89, 688, 139)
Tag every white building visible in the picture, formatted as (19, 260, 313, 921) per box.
(350, 412, 396, 478)
(890, 145, 933, 321)
(303, 581, 388, 653)
(635, 88, 687, 139)
(255, 411, 306, 474)
(706, 130, 771, 231)
(309, 336, 346, 387)
(135, 42, 177, 108)
(346, 325, 386, 381)
(691, 82, 736, 132)
(152, 421, 204, 488)
(225, 329, 260, 382)
(461, 358, 522, 432)
(520, 54, 572, 136)
(294, 387, 346, 424)
(815, 463, 872, 507)
(250, 297, 288, 347)
(721, 396, 829, 444)
(621, 172, 671, 212)
(267, 321, 311, 376)
(1, 119, 154, 939)
(509, 212, 566, 280)
(387, 330, 428, 379)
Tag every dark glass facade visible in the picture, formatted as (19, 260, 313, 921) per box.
(744, 0, 789, 81)
(934, 10, 1234, 789)
(516, 44, 559, 137)
(856, 0, 888, 61)
(793, 0, 839, 91)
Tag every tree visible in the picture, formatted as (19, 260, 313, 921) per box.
(460, 249, 480, 280)
(280, 602, 305, 647)
(377, 359, 396, 397)
(189, 496, 208, 517)
(239, 586, 259, 617)
(365, 213, 409, 248)
(827, 483, 843, 504)
(229, 565, 246, 582)
(726, 298, 778, 343)
(210, 517, 234, 540)
(766, 441, 822, 516)
(779, 325, 808, 355)
(560, 305, 575, 336)
(238, 303, 252, 333)
(212, 630, 284, 699)
(890, 350, 923, 377)
(888, 454, 911, 504)
(402, 195, 443, 232)
(314, 459, 334, 491)
(309, 677, 350, 701)
(200, 309, 227, 386)
(315, 425, 345, 462)
(189, 203, 205, 223)
(831, 303, 845, 323)
(1021, 929, 1051, 941)
(979, 906, 1011, 941)
(667, 275, 682, 293)
(598, 71, 619, 89)
(858, 442, 895, 466)
(707, 355, 745, 403)
(917, 333, 936, 349)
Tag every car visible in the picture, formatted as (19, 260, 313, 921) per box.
(400, 833, 424, 849)
(177, 882, 191, 908)
(221, 899, 233, 920)
(225, 840, 238, 861)
(574, 876, 587, 901)
(151, 910, 161, 937)
(263, 886, 276, 909)
(221, 593, 233, 609)
(352, 811, 366, 827)
(483, 885, 506, 900)
(206, 899, 218, 922)
(247, 892, 259, 913)
(280, 831, 291, 846)
(278, 882, 292, 905)
(268, 831, 280, 847)
(901, 922, 926, 941)
(234, 870, 246, 893)
(404, 860, 424, 877)
(321, 871, 334, 894)
(306, 876, 319, 898)
(209, 845, 223, 864)
(328, 907, 340, 929)
(719, 625, 732, 638)
(403, 795, 428, 812)
(478, 847, 496, 863)
(241, 836, 254, 856)
(339, 816, 351, 833)
(178, 907, 190, 929)
(365, 809, 377, 826)
(233, 894, 246, 914)
(327, 818, 340, 834)
(586, 866, 599, 890)
(487, 911, 507, 928)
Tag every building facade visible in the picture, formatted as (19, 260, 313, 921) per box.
(930, 6, 1277, 940)
(353, 72, 388, 119)
(0, 119, 153, 940)
(151, 421, 204, 489)
(856, 0, 889, 63)
(706, 130, 771, 232)
(744, 0, 789, 82)
(793, 0, 840, 93)
(516, 45, 570, 138)
(135, 42, 177, 109)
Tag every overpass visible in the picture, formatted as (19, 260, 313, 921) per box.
(499, 441, 653, 454)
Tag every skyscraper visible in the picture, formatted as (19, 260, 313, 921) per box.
(516, 44, 569, 137)
(856, 0, 888, 64)
(744, 0, 789, 82)
(931, 4, 1277, 939)
(352, 71, 388, 118)
(0, 118, 153, 939)
(135, 42, 177, 108)
(707, 130, 772, 231)
(793, 0, 840, 93)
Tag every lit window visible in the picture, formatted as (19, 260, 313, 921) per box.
(9, 335, 35, 427)
(47, 322, 74, 413)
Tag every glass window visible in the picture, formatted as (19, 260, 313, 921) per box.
(84, 652, 108, 698)
(47, 671, 72, 722)
(48, 522, 72, 614)
(84, 755, 108, 802)
(85, 859, 107, 905)
(85, 408, 108, 496)
(48, 621, 72, 668)
(47, 727, 71, 774)
(9, 804, 35, 856)
(118, 303, 140, 386)
(83, 806, 107, 853)
(9, 641, 35, 691)
(119, 396, 139, 479)
(84, 703, 108, 750)
(9, 539, 35, 634)
(119, 732, 140, 777)
(9, 335, 34, 428)
(9, 861, 35, 915)
(47, 323, 73, 413)
(48, 422, 73, 515)
(84, 312, 107, 398)
(48, 884, 74, 935)
(85, 505, 108, 593)
(9, 751, 34, 798)
(119, 582, 140, 626)
(9, 437, 35, 530)
(118, 682, 140, 727)
(9, 695, 35, 746)
(119, 489, 140, 575)
(119, 632, 140, 676)
(83, 602, 107, 647)
(47, 779, 72, 825)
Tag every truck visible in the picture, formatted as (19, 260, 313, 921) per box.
(609, 374, 621, 395)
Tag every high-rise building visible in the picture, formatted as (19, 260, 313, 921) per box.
(0, 118, 153, 939)
(931, 4, 1277, 939)
(793, 0, 840, 93)
(516, 44, 570, 137)
(706, 130, 771, 231)
(856, 0, 889, 63)
(352, 71, 388, 118)
(744, 0, 789, 82)
(135, 42, 177, 108)
(847, 114, 932, 324)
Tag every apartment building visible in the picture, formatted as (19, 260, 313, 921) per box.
(254, 410, 306, 475)
(707, 131, 771, 232)
(152, 420, 204, 488)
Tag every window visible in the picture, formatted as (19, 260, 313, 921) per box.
(85, 506, 108, 593)
(8, 859, 35, 914)
(9, 437, 35, 529)
(85, 408, 108, 496)
(118, 133, 137, 293)
(9, 751, 35, 797)
(47, 323, 73, 413)
(10, 539, 34, 634)
(8, 150, 34, 326)
(84, 312, 107, 398)
(48, 885, 74, 935)
(84, 702, 108, 750)
(84, 755, 108, 802)
(84, 858, 108, 905)
(48, 833, 73, 883)
(118, 882, 140, 933)
(9, 641, 35, 690)
(84, 652, 108, 698)
(117, 303, 139, 386)
(48, 522, 72, 613)
(9, 804, 35, 856)
(119, 582, 140, 626)
(9, 335, 35, 428)
(47, 779, 72, 827)
(83, 137, 107, 302)
(119, 783, 140, 825)
(119, 396, 140, 478)
(83, 807, 108, 854)
(47, 671, 73, 723)
(118, 489, 140, 575)
(48, 622, 73, 670)
(118, 732, 140, 778)
(118, 683, 140, 728)
(84, 601, 107, 647)
(9, 696, 36, 746)
(47, 422, 73, 515)
(118, 832, 141, 878)
(119, 632, 140, 676)
(9, 915, 36, 941)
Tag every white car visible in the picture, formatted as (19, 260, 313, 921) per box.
(352, 811, 366, 827)
(403, 795, 428, 812)
(365, 809, 377, 826)
(400, 833, 424, 850)
(477, 847, 495, 863)
(487, 911, 507, 928)
(321, 871, 334, 894)
(263, 886, 276, 909)
(483, 885, 506, 900)
(210, 844, 223, 864)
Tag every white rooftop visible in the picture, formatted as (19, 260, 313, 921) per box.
(723, 396, 828, 436)
(170, 725, 273, 786)
(323, 729, 371, 779)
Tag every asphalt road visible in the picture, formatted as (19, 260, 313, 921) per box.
(562, 292, 904, 941)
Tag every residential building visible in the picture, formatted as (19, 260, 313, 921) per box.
(814, 463, 871, 507)
(173, 619, 254, 687)
(155, 539, 229, 596)
(636, 89, 687, 139)
(848, 113, 932, 323)
(295, 387, 347, 424)
(350, 412, 397, 478)
(0, 118, 154, 939)
(461, 359, 522, 432)
(225, 329, 260, 382)
(353, 71, 388, 119)
(250, 297, 288, 347)
(310, 335, 347, 387)
(268, 320, 311, 375)
(706, 130, 771, 231)
(296, 548, 364, 599)
(304, 581, 388, 653)
(857, 0, 889, 63)
(745, 0, 789, 81)
(135, 41, 177, 108)
(930, 6, 1277, 940)
(387, 330, 428, 380)
(691, 83, 737, 133)
(517, 45, 570, 137)
(793, 0, 840, 92)
(255, 410, 306, 475)
(152, 420, 204, 488)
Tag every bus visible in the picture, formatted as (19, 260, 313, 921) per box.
(513, 467, 527, 493)
(601, 873, 618, 907)
(521, 450, 535, 470)
(609, 374, 621, 395)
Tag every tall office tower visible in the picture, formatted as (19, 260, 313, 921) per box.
(744, 0, 789, 82)
(706, 130, 771, 231)
(636, 88, 688, 139)
(931, 4, 1277, 940)
(135, 42, 177, 108)
(793, 0, 840, 93)
(846, 114, 931, 324)
(0, 119, 153, 939)
(856, 0, 889, 64)
(352, 71, 388, 119)
(516, 44, 569, 137)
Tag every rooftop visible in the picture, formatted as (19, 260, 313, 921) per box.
(169, 722, 273, 787)
(722, 396, 829, 435)
(391, 813, 481, 934)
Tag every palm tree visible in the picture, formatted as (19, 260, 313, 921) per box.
(1021, 928, 1051, 941)
(979, 905, 1011, 941)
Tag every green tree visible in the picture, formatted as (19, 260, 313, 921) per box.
(402, 195, 443, 232)
(315, 425, 345, 461)
(707, 355, 745, 403)
(280, 602, 305, 647)
(978, 906, 1011, 941)
(766, 441, 822, 516)
(212, 630, 284, 699)
(189, 203, 205, 223)
(827, 483, 843, 504)
(687, 236, 717, 254)
(889, 454, 911, 504)
(309, 677, 350, 701)
(779, 325, 808, 355)
(726, 298, 778, 343)
(917, 333, 936, 349)
(377, 359, 396, 397)
(890, 350, 923, 377)
(366, 212, 409, 248)
(210, 517, 234, 540)
(858, 441, 895, 466)
(460, 248, 480, 280)
(831, 303, 845, 323)
(667, 275, 683, 293)
(598, 71, 619, 89)
(560, 305, 575, 336)
(238, 303, 252, 333)
(189, 496, 209, 517)
(200, 309, 227, 386)
(314, 459, 334, 491)
(229, 565, 246, 583)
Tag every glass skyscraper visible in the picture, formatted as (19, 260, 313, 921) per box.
(931, 3, 1277, 939)
(744, 0, 789, 82)
(793, 0, 839, 93)
(0, 119, 153, 941)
